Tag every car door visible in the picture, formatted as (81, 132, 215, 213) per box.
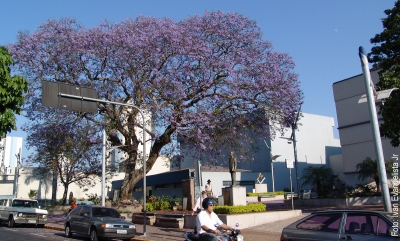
(288, 213, 343, 241)
(0, 199, 6, 220)
(77, 206, 91, 235)
(341, 213, 398, 241)
(68, 206, 82, 233)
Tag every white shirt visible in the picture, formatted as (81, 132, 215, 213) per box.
(196, 210, 223, 234)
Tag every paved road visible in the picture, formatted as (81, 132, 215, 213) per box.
(3, 202, 383, 241)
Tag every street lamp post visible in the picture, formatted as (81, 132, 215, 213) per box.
(358, 46, 392, 212)
(58, 93, 148, 236)
(263, 140, 280, 193)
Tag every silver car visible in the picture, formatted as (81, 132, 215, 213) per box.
(64, 205, 136, 241)
(280, 210, 399, 241)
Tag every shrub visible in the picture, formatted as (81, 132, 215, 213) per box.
(86, 193, 100, 205)
(214, 204, 266, 214)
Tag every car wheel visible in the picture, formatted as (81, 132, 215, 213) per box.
(65, 224, 72, 238)
(90, 228, 98, 241)
(8, 216, 15, 228)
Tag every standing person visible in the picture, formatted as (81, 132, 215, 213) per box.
(192, 191, 207, 216)
(192, 191, 207, 234)
(196, 197, 234, 241)
(205, 179, 213, 197)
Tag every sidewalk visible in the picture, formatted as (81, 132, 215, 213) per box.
(45, 202, 385, 241)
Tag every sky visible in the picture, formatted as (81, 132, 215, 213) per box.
(1, 0, 396, 160)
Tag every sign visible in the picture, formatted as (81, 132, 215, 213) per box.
(42, 80, 98, 114)
(286, 159, 294, 169)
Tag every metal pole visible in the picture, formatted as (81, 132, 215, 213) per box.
(271, 162, 275, 193)
(358, 46, 392, 212)
(289, 168, 294, 210)
(102, 129, 106, 206)
(142, 117, 147, 236)
(59, 93, 148, 233)
(292, 124, 300, 197)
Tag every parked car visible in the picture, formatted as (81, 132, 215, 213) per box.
(0, 198, 48, 228)
(64, 205, 136, 241)
(280, 210, 399, 241)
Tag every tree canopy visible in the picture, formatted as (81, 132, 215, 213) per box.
(24, 120, 103, 204)
(8, 11, 303, 200)
(0, 46, 28, 139)
(368, 0, 400, 147)
(356, 157, 393, 193)
(301, 166, 333, 198)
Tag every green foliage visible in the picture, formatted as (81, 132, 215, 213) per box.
(0, 46, 28, 139)
(86, 193, 100, 205)
(145, 195, 183, 210)
(246, 191, 285, 196)
(214, 204, 266, 214)
(28, 189, 38, 199)
(113, 197, 120, 206)
(301, 166, 334, 198)
(368, 1, 400, 147)
(146, 202, 155, 211)
(356, 157, 393, 192)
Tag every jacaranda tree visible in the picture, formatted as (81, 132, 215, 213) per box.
(8, 11, 303, 200)
(24, 120, 103, 204)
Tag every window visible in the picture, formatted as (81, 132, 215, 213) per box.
(296, 213, 342, 232)
(80, 206, 90, 217)
(70, 206, 82, 216)
(0, 200, 4, 206)
(345, 213, 392, 236)
(222, 181, 255, 186)
(92, 207, 120, 218)
(155, 184, 170, 190)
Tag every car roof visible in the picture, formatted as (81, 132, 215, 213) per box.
(311, 210, 392, 215)
(12, 198, 38, 202)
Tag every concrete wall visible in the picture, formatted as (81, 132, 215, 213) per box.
(179, 113, 341, 193)
(333, 70, 400, 187)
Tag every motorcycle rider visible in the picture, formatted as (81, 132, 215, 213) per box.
(196, 197, 234, 241)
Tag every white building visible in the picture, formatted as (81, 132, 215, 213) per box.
(177, 112, 342, 195)
(333, 70, 399, 188)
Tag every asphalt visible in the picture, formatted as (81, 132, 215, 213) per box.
(45, 201, 385, 241)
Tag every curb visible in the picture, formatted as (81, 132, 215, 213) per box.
(44, 224, 64, 231)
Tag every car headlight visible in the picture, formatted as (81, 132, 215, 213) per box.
(18, 213, 23, 217)
(42, 215, 47, 219)
(101, 223, 113, 228)
(129, 225, 135, 229)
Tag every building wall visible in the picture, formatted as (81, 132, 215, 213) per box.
(179, 112, 341, 193)
(333, 70, 400, 187)
(0, 136, 23, 168)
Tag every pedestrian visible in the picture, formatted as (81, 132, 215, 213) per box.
(205, 179, 213, 197)
(192, 190, 207, 234)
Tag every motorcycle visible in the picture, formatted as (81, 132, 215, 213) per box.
(184, 223, 244, 241)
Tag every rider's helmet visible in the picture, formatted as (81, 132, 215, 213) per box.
(202, 197, 216, 209)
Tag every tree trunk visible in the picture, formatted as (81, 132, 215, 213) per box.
(51, 169, 58, 204)
(375, 176, 380, 193)
(61, 185, 69, 205)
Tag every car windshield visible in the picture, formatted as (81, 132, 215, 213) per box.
(12, 200, 38, 208)
(92, 207, 121, 218)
